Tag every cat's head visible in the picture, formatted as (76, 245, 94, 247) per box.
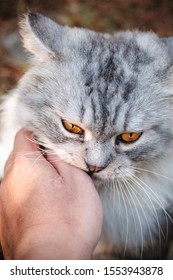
(17, 13, 173, 185)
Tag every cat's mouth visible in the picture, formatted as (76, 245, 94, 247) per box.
(39, 144, 47, 156)
(86, 170, 94, 178)
(86, 170, 102, 182)
(39, 144, 104, 182)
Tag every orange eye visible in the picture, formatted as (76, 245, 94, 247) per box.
(62, 120, 83, 135)
(119, 132, 142, 143)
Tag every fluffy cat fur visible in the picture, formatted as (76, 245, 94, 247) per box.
(1, 12, 173, 259)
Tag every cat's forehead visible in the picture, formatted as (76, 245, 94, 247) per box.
(48, 32, 171, 135)
(80, 38, 147, 103)
(36, 29, 171, 105)
(72, 35, 151, 131)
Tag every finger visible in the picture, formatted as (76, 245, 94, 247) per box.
(46, 152, 91, 184)
(46, 151, 76, 173)
(13, 129, 39, 154)
(4, 129, 41, 175)
(3, 151, 15, 176)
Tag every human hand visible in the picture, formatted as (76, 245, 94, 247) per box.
(0, 129, 103, 259)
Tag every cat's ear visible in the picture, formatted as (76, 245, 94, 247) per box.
(19, 12, 64, 59)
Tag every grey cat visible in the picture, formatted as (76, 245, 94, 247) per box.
(1, 12, 173, 259)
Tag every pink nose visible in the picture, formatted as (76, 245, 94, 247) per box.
(87, 165, 104, 173)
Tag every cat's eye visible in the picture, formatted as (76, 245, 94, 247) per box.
(118, 132, 142, 143)
(62, 119, 83, 135)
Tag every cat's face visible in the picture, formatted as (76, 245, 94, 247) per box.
(17, 13, 173, 186)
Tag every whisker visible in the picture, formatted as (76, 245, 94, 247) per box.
(137, 174, 173, 225)
(123, 171, 162, 256)
(127, 173, 164, 238)
(119, 173, 145, 259)
(114, 180, 121, 219)
(126, 169, 173, 241)
(128, 176, 163, 255)
(130, 166, 173, 181)
(117, 180, 129, 259)
(26, 136, 46, 147)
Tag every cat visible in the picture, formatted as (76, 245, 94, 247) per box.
(1, 12, 173, 259)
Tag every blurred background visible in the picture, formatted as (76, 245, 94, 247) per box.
(0, 0, 173, 260)
(0, 0, 173, 95)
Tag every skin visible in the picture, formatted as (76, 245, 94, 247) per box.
(0, 129, 103, 259)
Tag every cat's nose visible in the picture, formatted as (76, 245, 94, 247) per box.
(87, 164, 104, 173)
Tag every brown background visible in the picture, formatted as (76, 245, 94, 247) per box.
(0, 0, 173, 95)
